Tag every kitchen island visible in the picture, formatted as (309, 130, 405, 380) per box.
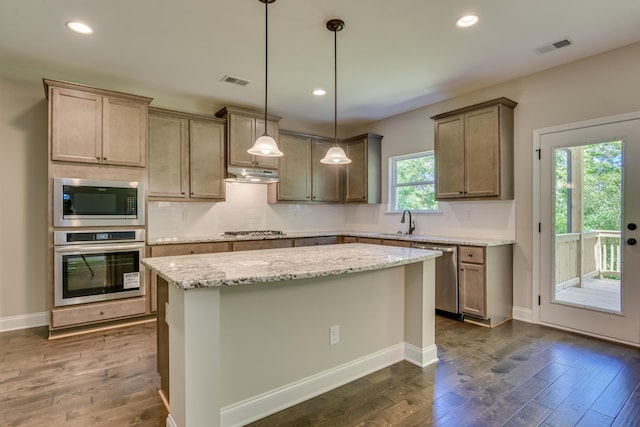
(142, 243, 441, 427)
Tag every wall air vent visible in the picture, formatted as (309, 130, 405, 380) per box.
(221, 75, 251, 86)
(536, 38, 574, 55)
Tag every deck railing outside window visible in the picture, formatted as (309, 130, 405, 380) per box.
(555, 230, 621, 289)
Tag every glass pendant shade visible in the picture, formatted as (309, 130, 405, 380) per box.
(247, 134, 283, 157)
(320, 146, 351, 164)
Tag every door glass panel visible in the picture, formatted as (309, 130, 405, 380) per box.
(552, 140, 622, 313)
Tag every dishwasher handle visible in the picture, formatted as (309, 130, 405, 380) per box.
(412, 244, 456, 253)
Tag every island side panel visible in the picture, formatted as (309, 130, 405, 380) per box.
(168, 284, 221, 427)
(218, 267, 406, 406)
(404, 259, 438, 367)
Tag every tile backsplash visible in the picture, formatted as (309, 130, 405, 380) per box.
(148, 182, 515, 241)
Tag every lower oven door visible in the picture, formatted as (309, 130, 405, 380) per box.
(54, 242, 146, 307)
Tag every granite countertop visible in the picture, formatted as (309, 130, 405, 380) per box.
(148, 230, 514, 247)
(141, 243, 441, 290)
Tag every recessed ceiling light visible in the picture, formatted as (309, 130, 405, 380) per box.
(456, 15, 479, 28)
(312, 89, 326, 96)
(66, 21, 93, 35)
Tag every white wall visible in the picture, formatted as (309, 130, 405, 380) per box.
(2, 41, 640, 326)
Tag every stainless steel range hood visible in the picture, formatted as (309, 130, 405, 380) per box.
(226, 166, 279, 184)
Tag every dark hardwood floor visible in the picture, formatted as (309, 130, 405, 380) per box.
(1, 316, 638, 426)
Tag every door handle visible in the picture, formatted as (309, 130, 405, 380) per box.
(628, 238, 637, 246)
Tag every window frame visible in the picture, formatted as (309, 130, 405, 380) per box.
(388, 150, 439, 213)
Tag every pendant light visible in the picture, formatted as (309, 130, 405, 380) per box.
(321, 19, 351, 165)
(247, 0, 283, 157)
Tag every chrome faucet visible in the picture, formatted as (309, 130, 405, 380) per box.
(400, 210, 416, 235)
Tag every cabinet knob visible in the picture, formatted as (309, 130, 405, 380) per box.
(103, 157, 107, 161)
(468, 254, 473, 257)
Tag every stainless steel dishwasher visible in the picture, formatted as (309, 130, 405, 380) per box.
(411, 243, 460, 319)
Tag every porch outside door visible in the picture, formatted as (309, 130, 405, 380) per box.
(539, 117, 640, 345)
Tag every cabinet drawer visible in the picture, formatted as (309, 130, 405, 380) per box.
(232, 239, 292, 251)
(342, 236, 358, 244)
(459, 246, 485, 264)
(51, 298, 147, 328)
(357, 237, 382, 245)
(294, 236, 338, 247)
(381, 239, 412, 248)
(150, 242, 230, 256)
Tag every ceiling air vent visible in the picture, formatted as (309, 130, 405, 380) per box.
(536, 38, 574, 55)
(221, 75, 251, 86)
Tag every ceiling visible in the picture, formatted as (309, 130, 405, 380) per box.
(2, 0, 640, 130)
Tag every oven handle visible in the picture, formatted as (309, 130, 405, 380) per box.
(55, 242, 145, 253)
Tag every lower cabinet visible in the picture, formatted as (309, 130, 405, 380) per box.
(458, 245, 513, 326)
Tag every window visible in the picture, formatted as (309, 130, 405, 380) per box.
(389, 151, 438, 212)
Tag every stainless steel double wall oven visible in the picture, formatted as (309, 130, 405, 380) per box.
(52, 178, 145, 307)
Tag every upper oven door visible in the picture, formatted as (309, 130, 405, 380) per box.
(53, 178, 145, 227)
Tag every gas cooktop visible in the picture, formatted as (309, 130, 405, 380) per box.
(223, 230, 285, 237)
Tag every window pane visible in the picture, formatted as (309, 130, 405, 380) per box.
(397, 156, 434, 184)
(397, 185, 437, 210)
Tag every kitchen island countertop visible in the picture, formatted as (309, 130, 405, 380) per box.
(147, 230, 514, 247)
(142, 243, 441, 290)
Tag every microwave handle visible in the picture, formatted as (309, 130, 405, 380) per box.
(55, 242, 145, 253)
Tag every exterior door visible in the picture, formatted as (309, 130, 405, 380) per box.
(539, 117, 640, 345)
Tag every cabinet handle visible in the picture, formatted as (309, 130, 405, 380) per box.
(100, 311, 105, 316)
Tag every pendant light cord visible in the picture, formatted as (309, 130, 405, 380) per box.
(333, 27, 338, 146)
(264, 0, 269, 132)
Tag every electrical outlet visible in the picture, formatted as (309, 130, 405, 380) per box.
(330, 325, 340, 345)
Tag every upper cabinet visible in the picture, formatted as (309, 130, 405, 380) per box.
(44, 79, 152, 168)
(344, 133, 383, 204)
(268, 131, 340, 203)
(148, 108, 225, 201)
(432, 97, 517, 201)
(215, 107, 280, 169)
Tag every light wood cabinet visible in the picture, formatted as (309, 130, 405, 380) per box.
(381, 239, 412, 248)
(344, 133, 383, 204)
(50, 297, 147, 328)
(268, 131, 340, 203)
(148, 108, 225, 201)
(149, 242, 231, 257)
(458, 244, 513, 326)
(231, 239, 292, 251)
(44, 79, 151, 167)
(294, 236, 338, 247)
(432, 97, 516, 201)
(215, 107, 280, 169)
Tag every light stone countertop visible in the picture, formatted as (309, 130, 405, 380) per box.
(147, 230, 514, 247)
(141, 243, 441, 290)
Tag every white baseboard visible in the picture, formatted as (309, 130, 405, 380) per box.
(512, 306, 533, 323)
(0, 311, 48, 332)
(220, 343, 407, 427)
(404, 343, 439, 368)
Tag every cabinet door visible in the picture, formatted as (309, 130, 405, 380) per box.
(277, 133, 311, 201)
(228, 114, 255, 167)
(465, 106, 500, 197)
(254, 118, 279, 168)
(189, 119, 225, 199)
(346, 138, 367, 202)
(102, 97, 148, 167)
(50, 87, 102, 164)
(312, 140, 341, 202)
(434, 115, 465, 198)
(459, 262, 486, 318)
(148, 114, 188, 198)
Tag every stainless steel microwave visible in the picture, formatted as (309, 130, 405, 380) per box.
(53, 178, 145, 227)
